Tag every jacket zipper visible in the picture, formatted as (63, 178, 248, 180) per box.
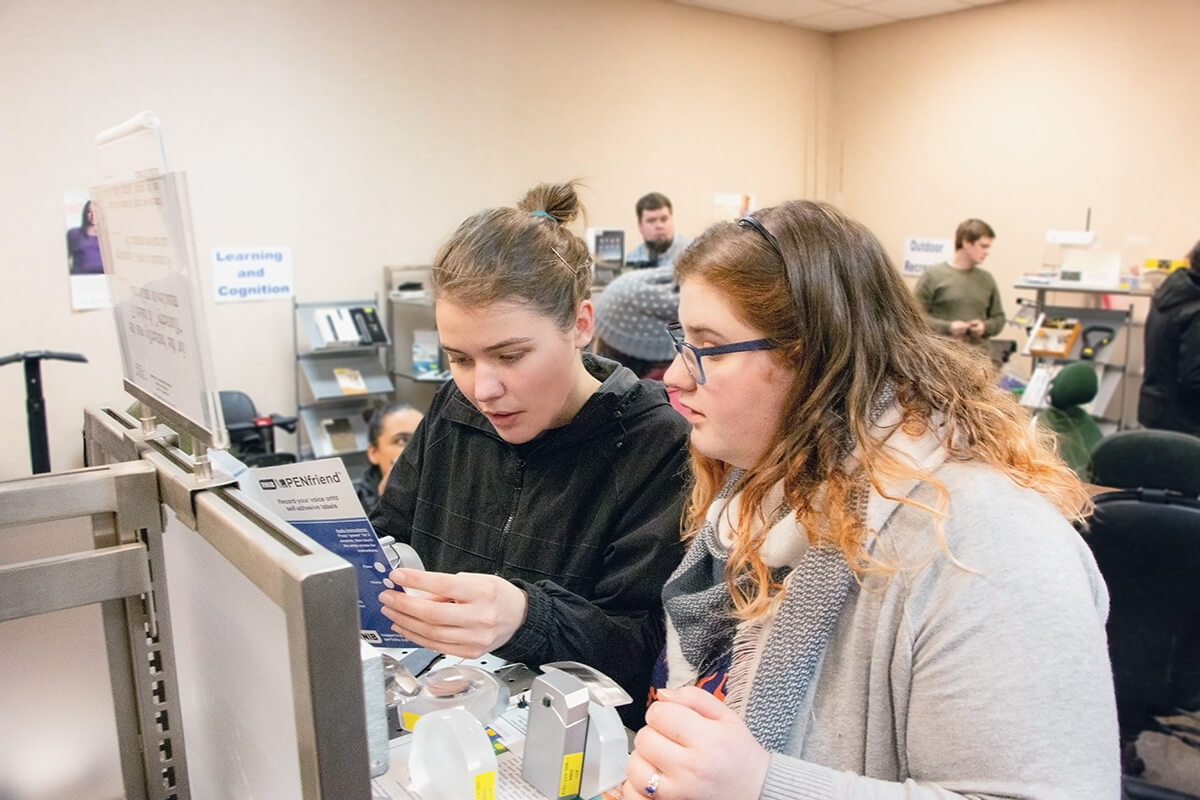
(494, 455, 525, 572)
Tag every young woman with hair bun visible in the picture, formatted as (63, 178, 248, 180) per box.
(373, 181, 691, 727)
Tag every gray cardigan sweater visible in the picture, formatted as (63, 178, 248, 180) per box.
(758, 464, 1120, 799)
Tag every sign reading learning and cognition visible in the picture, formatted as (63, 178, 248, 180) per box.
(212, 246, 294, 303)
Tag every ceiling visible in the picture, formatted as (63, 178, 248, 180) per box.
(668, 0, 1012, 32)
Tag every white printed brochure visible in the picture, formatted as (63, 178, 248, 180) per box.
(238, 457, 415, 647)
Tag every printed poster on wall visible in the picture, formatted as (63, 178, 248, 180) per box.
(902, 237, 953, 276)
(713, 192, 756, 222)
(63, 189, 113, 311)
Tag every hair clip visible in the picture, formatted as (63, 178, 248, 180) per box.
(550, 246, 588, 275)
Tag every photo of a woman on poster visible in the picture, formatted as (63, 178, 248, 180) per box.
(67, 200, 103, 275)
(64, 190, 112, 310)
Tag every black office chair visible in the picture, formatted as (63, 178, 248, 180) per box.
(219, 390, 298, 468)
(1123, 778, 1200, 800)
(987, 338, 1017, 369)
(1089, 430, 1200, 496)
(1082, 490, 1200, 798)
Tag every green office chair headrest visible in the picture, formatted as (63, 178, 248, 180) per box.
(1049, 362, 1099, 409)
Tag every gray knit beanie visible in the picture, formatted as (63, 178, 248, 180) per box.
(593, 265, 679, 362)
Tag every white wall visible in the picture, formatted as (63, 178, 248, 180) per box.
(832, 0, 1200, 333)
(0, 0, 833, 479)
(5, 0, 1196, 481)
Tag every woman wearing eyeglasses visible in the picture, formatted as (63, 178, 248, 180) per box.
(625, 202, 1119, 798)
(372, 181, 691, 727)
(355, 402, 424, 514)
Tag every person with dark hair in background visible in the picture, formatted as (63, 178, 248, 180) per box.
(913, 218, 1004, 351)
(621, 202, 1117, 798)
(67, 200, 104, 275)
(355, 402, 424, 513)
(372, 180, 691, 726)
(1139, 239, 1200, 436)
(625, 192, 692, 268)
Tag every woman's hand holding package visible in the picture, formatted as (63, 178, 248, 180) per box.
(378, 568, 528, 658)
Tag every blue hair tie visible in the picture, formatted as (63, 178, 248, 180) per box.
(531, 210, 554, 221)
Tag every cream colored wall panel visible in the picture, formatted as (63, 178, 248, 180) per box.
(0, 0, 833, 479)
(832, 0, 1200, 369)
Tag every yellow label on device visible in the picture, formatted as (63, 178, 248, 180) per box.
(402, 711, 420, 731)
(473, 770, 495, 800)
(559, 752, 583, 798)
(1146, 257, 1189, 272)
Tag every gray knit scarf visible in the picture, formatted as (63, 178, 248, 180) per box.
(662, 387, 896, 753)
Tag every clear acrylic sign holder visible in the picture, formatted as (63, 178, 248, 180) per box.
(91, 111, 228, 480)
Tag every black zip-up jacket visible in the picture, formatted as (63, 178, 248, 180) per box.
(355, 463, 383, 514)
(1139, 268, 1200, 435)
(371, 354, 691, 726)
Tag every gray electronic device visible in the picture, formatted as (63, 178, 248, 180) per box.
(542, 662, 632, 798)
(522, 669, 592, 800)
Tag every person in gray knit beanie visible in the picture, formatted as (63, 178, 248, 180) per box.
(593, 264, 680, 378)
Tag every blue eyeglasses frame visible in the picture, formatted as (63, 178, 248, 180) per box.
(666, 322, 776, 385)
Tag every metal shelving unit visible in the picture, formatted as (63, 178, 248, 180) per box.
(1014, 280, 1141, 431)
(293, 296, 393, 465)
(387, 289, 450, 413)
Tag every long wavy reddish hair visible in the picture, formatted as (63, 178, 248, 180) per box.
(677, 201, 1089, 619)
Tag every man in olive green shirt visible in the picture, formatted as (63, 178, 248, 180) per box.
(914, 219, 1005, 349)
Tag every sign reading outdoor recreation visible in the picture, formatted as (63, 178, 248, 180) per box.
(902, 236, 952, 276)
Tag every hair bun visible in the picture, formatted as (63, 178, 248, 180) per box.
(516, 180, 585, 226)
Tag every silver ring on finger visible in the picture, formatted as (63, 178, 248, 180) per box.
(644, 771, 662, 797)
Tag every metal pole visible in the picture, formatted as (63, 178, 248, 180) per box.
(1, 350, 88, 474)
(23, 357, 49, 473)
